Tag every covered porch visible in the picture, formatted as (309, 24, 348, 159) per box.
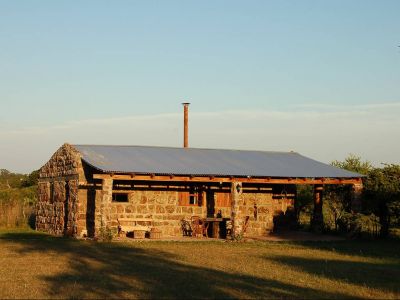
(93, 173, 363, 239)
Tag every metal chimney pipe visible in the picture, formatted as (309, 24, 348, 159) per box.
(182, 102, 190, 148)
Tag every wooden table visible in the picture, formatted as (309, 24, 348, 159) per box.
(203, 218, 230, 238)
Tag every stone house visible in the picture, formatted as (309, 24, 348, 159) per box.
(36, 143, 363, 238)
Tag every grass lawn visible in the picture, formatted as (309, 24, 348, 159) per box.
(0, 229, 399, 299)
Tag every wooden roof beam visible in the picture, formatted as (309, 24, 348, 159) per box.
(92, 174, 362, 185)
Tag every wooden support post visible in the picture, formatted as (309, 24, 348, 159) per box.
(100, 178, 113, 232)
(351, 182, 363, 212)
(311, 185, 324, 232)
(230, 181, 242, 238)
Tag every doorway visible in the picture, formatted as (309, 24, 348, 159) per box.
(206, 190, 215, 217)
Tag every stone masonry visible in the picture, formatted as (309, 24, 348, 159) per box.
(37, 144, 296, 238)
(36, 144, 81, 236)
(97, 185, 295, 238)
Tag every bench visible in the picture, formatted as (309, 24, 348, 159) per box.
(117, 218, 153, 239)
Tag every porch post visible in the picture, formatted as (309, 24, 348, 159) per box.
(311, 184, 324, 232)
(101, 178, 113, 231)
(351, 182, 363, 212)
(230, 181, 242, 238)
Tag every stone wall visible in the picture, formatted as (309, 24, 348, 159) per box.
(90, 185, 295, 238)
(36, 179, 79, 236)
(39, 143, 82, 178)
(240, 192, 295, 236)
(219, 185, 295, 237)
(36, 181, 63, 235)
(105, 190, 204, 237)
(36, 143, 82, 236)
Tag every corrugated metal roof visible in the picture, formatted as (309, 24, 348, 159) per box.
(73, 145, 362, 178)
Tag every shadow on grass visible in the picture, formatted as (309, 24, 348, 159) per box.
(261, 240, 400, 295)
(265, 255, 399, 294)
(290, 239, 400, 261)
(0, 232, 360, 299)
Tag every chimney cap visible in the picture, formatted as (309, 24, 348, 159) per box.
(182, 102, 191, 105)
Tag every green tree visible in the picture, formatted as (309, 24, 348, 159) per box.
(364, 164, 400, 237)
(331, 154, 373, 175)
(21, 170, 39, 187)
(330, 155, 400, 237)
(324, 155, 372, 231)
(295, 185, 313, 225)
(0, 169, 26, 189)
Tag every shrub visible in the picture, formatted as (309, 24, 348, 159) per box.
(98, 227, 117, 242)
(337, 212, 380, 238)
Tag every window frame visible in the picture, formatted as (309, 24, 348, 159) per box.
(112, 192, 129, 203)
(178, 186, 202, 206)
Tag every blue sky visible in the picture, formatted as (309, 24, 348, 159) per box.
(1, 1, 399, 173)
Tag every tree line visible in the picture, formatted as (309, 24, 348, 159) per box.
(1, 157, 400, 238)
(0, 169, 39, 189)
(297, 155, 400, 238)
(0, 169, 38, 228)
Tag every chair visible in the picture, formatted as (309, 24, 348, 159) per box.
(180, 219, 193, 237)
(191, 216, 209, 238)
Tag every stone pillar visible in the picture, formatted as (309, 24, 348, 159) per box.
(351, 182, 363, 212)
(311, 185, 324, 232)
(101, 178, 113, 230)
(69, 180, 79, 237)
(230, 181, 242, 238)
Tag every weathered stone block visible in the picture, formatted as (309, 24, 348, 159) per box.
(156, 205, 165, 214)
(140, 196, 147, 204)
(137, 206, 148, 214)
(167, 196, 175, 205)
(165, 205, 175, 214)
(155, 197, 166, 204)
(258, 207, 269, 214)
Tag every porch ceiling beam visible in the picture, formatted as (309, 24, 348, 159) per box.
(92, 173, 362, 185)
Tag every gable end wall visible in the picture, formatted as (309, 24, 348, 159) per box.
(36, 143, 83, 236)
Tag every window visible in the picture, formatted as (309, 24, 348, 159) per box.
(178, 186, 202, 206)
(189, 186, 198, 205)
(112, 193, 129, 202)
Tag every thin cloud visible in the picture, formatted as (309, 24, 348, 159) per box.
(292, 102, 400, 111)
(1, 104, 399, 173)
(1, 103, 399, 136)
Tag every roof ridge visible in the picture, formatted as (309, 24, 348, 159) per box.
(72, 144, 297, 154)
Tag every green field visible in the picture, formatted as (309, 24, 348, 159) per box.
(0, 229, 399, 299)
